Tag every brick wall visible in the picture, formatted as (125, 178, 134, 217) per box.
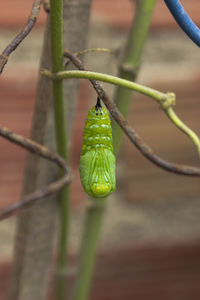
(0, 0, 199, 29)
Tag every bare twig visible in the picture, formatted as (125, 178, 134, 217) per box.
(0, 0, 42, 74)
(64, 48, 116, 69)
(75, 48, 114, 57)
(0, 126, 71, 220)
(63, 50, 200, 177)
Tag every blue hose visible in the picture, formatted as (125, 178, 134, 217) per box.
(164, 0, 200, 47)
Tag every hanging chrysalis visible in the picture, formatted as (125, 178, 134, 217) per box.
(79, 98, 116, 198)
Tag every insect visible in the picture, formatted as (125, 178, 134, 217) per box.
(79, 98, 116, 198)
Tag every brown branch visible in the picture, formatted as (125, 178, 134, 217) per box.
(63, 49, 200, 177)
(0, 0, 42, 74)
(0, 126, 71, 220)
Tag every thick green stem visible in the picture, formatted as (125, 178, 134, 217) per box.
(50, 1, 69, 299)
(112, 0, 157, 155)
(72, 200, 106, 300)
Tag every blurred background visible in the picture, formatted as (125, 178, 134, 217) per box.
(0, 0, 200, 299)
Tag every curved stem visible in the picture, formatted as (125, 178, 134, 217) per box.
(41, 68, 200, 158)
(42, 69, 166, 101)
(166, 107, 200, 157)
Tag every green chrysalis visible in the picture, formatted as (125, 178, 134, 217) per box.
(79, 98, 116, 198)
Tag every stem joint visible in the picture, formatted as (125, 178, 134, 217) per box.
(119, 63, 139, 80)
(160, 92, 176, 111)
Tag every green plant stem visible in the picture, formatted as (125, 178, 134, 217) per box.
(72, 200, 106, 300)
(42, 68, 200, 164)
(166, 107, 200, 157)
(113, 0, 157, 154)
(50, 1, 69, 300)
(42, 69, 166, 101)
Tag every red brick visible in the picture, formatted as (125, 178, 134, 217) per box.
(0, 0, 199, 29)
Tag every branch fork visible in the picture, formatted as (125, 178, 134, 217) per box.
(160, 92, 176, 110)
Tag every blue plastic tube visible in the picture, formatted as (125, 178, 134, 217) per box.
(164, 0, 200, 47)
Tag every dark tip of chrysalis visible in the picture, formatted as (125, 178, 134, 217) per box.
(95, 97, 103, 115)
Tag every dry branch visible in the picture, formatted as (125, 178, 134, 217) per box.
(63, 50, 200, 177)
(0, 0, 42, 74)
(0, 126, 71, 220)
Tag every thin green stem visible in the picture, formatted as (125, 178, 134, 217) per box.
(42, 68, 200, 162)
(113, 0, 157, 154)
(72, 200, 106, 300)
(50, 1, 69, 300)
(42, 69, 166, 101)
(166, 107, 200, 157)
